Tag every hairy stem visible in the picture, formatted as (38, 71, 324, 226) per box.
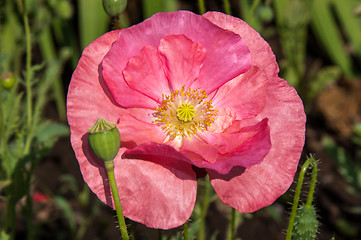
(286, 157, 318, 240)
(105, 162, 129, 240)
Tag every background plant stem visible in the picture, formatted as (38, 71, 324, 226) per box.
(24, 12, 32, 130)
(198, 175, 211, 240)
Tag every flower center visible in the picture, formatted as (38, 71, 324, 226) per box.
(154, 86, 216, 138)
(176, 103, 195, 122)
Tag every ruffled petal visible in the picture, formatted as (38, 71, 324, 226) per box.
(102, 45, 158, 109)
(212, 66, 267, 120)
(67, 30, 125, 209)
(67, 30, 124, 164)
(102, 11, 250, 103)
(187, 118, 271, 174)
(123, 46, 170, 104)
(203, 11, 279, 79)
(117, 111, 167, 149)
(209, 77, 306, 212)
(114, 149, 197, 229)
(158, 35, 206, 90)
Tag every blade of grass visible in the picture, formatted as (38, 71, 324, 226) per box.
(331, 0, 361, 57)
(311, 0, 353, 77)
(77, 0, 109, 49)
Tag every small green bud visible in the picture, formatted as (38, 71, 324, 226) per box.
(257, 6, 274, 23)
(102, 0, 127, 17)
(1, 72, 16, 89)
(88, 118, 120, 163)
(292, 205, 318, 240)
(57, 0, 74, 20)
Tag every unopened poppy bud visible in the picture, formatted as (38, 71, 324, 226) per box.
(1, 72, 16, 89)
(102, 0, 127, 17)
(57, 0, 73, 20)
(258, 6, 274, 22)
(292, 205, 318, 240)
(88, 118, 120, 163)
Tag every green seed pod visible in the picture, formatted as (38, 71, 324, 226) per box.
(88, 118, 121, 163)
(56, 0, 74, 20)
(102, 0, 127, 17)
(1, 72, 16, 89)
(257, 6, 274, 23)
(291, 205, 318, 240)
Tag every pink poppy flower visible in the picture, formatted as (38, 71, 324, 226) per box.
(67, 11, 306, 229)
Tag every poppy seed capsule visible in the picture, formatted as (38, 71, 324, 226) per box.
(88, 118, 120, 163)
(102, 0, 127, 17)
(1, 72, 16, 89)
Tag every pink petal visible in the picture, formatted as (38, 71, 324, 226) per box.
(114, 149, 197, 229)
(123, 46, 170, 104)
(158, 35, 206, 90)
(124, 142, 192, 165)
(190, 118, 271, 174)
(203, 12, 279, 79)
(208, 77, 306, 213)
(212, 66, 267, 120)
(102, 11, 250, 103)
(117, 111, 167, 149)
(67, 30, 124, 167)
(67, 30, 125, 209)
(67, 31, 197, 228)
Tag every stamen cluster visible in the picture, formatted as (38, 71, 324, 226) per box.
(154, 86, 216, 138)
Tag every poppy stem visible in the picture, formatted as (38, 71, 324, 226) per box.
(223, 0, 231, 15)
(230, 208, 236, 240)
(198, 175, 211, 240)
(183, 220, 189, 240)
(198, 0, 206, 14)
(105, 161, 130, 240)
(285, 157, 318, 240)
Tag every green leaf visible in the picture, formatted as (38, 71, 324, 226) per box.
(331, 0, 361, 57)
(311, 0, 353, 76)
(307, 66, 341, 102)
(0, 180, 11, 192)
(323, 137, 361, 194)
(53, 196, 76, 232)
(0, 230, 10, 240)
(35, 122, 69, 145)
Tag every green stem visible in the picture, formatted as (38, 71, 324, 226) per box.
(105, 162, 129, 240)
(246, 0, 260, 26)
(198, 0, 206, 14)
(198, 175, 211, 240)
(285, 157, 318, 240)
(38, 27, 66, 121)
(24, 11, 32, 130)
(0, 84, 10, 178)
(230, 208, 236, 240)
(223, 0, 231, 15)
(157, 229, 162, 240)
(183, 221, 189, 240)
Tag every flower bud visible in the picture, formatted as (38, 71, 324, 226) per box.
(102, 0, 127, 17)
(292, 205, 318, 240)
(1, 72, 16, 89)
(88, 118, 120, 163)
(257, 6, 274, 23)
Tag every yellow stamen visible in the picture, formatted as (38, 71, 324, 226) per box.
(154, 86, 216, 138)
